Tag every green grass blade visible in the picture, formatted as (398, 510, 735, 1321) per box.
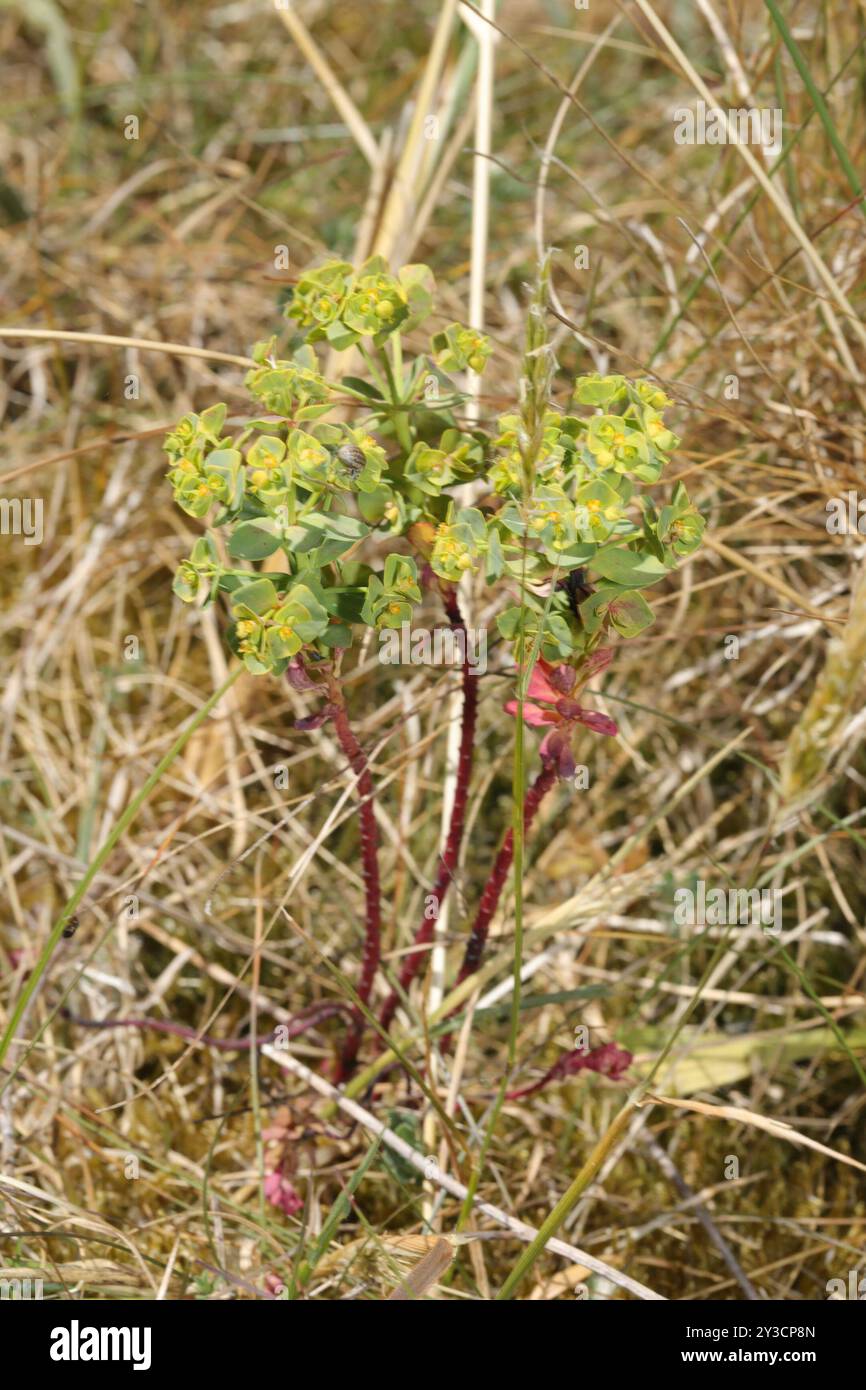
(0, 666, 244, 1079)
(764, 0, 866, 215)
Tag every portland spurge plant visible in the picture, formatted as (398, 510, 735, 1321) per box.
(163, 254, 705, 1078)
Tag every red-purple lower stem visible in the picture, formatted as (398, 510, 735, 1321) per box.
(63, 999, 352, 1051)
(456, 760, 557, 987)
(330, 692, 382, 1081)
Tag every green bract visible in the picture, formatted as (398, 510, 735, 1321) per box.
(286, 261, 354, 332)
(361, 554, 422, 629)
(228, 576, 332, 674)
(284, 256, 438, 353)
(343, 269, 408, 337)
(163, 256, 705, 682)
(430, 507, 487, 581)
(172, 535, 219, 602)
(432, 322, 492, 374)
(404, 429, 479, 497)
(244, 342, 330, 418)
(657, 480, 706, 556)
(168, 446, 243, 518)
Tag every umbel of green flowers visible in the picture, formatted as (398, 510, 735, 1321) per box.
(164, 255, 704, 678)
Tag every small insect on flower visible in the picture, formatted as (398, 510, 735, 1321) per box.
(336, 443, 366, 480)
(62, 914, 80, 939)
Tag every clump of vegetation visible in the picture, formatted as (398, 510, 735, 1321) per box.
(164, 254, 704, 1074)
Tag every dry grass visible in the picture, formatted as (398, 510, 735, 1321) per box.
(1, 0, 865, 1300)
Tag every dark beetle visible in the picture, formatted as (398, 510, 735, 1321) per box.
(557, 567, 594, 621)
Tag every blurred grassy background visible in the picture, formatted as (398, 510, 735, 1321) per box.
(1, 0, 865, 1300)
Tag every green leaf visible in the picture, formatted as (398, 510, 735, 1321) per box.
(205, 447, 241, 471)
(283, 524, 326, 555)
(228, 519, 282, 560)
(286, 582, 328, 624)
(319, 622, 353, 648)
(325, 320, 360, 352)
(579, 586, 655, 637)
(199, 403, 228, 437)
(589, 547, 669, 588)
(329, 587, 367, 623)
(302, 536, 356, 566)
(486, 526, 504, 581)
(456, 507, 487, 543)
(303, 511, 370, 541)
(341, 376, 384, 401)
(542, 541, 596, 569)
(606, 589, 654, 637)
(357, 485, 390, 524)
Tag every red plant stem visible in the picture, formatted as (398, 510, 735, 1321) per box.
(377, 588, 478, 1036)
(456, 760, 557, 987)
(63, 1000, 352, 1052)
(329, 687, 382, 1081)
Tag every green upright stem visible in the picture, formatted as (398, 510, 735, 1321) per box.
(509, 543, 529, 1069)
(380, 339, 413, 454)
(496, 1096, 641, 1300)
(763, 0, 866, 217)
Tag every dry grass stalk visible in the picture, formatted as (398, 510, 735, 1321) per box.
(778, 562, 866, 816)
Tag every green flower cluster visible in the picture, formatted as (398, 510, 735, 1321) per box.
(285, 256, 433, 352)
(165, 405, 243, 519)
(164, 256, 704, 678)
(244, 340, 330, 419)
(485, 373, 704, 665)
(230, 576, 331, 674)
(404, 429, 481, 497)
(432, 323, 492, 374)
(361, 554, 422, 629)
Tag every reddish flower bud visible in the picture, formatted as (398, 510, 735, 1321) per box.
(540, 727, 576, 779)
(264, 1171, 303, 1216)
(548, 663, 576, 695)
(506, 1041, 632, 1100)
(583, 647, 614, 678)
(286, 656, 319, 691)
(574, 707, 618, 737)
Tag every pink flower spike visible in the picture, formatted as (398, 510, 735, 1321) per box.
(264, 1171, 303, 1217)
(505, 659, 565, 727)
(505, 659, 617, 744)
(584, 1042, 632, 1078)
(540, 728, 576, 778)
